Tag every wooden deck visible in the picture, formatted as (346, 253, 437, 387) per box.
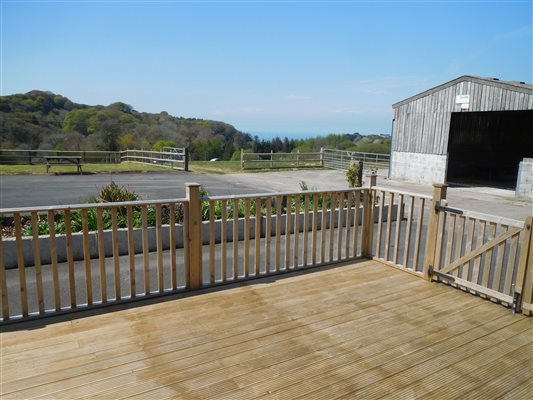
(1, 260, 532, 399)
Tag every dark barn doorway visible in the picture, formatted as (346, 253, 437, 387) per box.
(446, 110, 533, 188)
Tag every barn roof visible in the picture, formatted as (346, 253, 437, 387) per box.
(393, 75, 533, 108)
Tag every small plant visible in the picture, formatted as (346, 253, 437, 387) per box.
(96, 181, 140, 203)
(346, 162, 362, 188)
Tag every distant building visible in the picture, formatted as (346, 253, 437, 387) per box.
(389, 75, 533, 197)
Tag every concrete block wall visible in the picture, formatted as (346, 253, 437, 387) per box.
(515, 158, 533, 199)
(390, 151, 447, 185)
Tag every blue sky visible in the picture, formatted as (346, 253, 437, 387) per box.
(2, 0, 531, 138)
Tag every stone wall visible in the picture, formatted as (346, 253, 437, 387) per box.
(390, 151, 447, 184)
(515, 158, 533, 199)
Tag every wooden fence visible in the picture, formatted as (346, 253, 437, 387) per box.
(0, 178, 532, 324)
(240, 149, 323, 170)
(0, 148, 189, 171)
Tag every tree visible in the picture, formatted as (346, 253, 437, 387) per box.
(152, 140, 176, 152)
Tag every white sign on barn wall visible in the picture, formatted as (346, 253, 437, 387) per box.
(456, 94, 470, 104)
(456, 94, 470, 109)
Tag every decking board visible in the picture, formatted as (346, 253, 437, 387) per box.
(1, 260, 531, 400)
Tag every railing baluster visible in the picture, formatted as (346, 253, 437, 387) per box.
(285, 195, 292, 270)
(265, 197, 272, 274)
(82, 208, 93, 305)
(31, 212, 44, 313)
(452, 216, 465, 277)
(491, 225, 508, 290)
(471, 220, 486, 285)
(293, 194, 300, 269)
(503, 232, 519, 295)
(96, 208, 107, 303)
(384, 192, 394, 261)
(393, 194, 404, 264)
(312, 195, 318, 265)
(329, 192, 335, 262)
(141, 205, 150, 294)
(244, 198, 251, 277)
(183, 202, 191, 287)
(337, 192, 344, 261)
(481, 222, 497, 287)
(412, 197, 425, 272)
(169, 203, 177, 290)
(13, 213, 29, 316)
(402, 196, 415, 268)
(376, 191, 385, 258)
(209, 201, 216, 284)
(275, 196, 282, 272)
(221, 200, 227, 282)
(321, 193, 327, 263)
(353, 191, 361, 258)
(111, 207, 121, 300)
(0, 233, 9, 320)
(345, 192, 352, 259)
(233, 200, 239, 279)
(156, 204, 164, 292)
(127, 205, 136, 298)
(47, 211, 61, 311)
(254, 197, 261, 276)
(303, 194, 310, 267)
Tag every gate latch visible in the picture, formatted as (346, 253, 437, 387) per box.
(435, 204, 463, 215)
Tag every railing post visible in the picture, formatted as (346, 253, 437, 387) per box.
(184, 148, 189, 171)
(423, 184, 448, 280)
(516, 216, 533, 315)
(186, 183, 202, 290)
(240, 149, 244, 170)
(362, 174, 377, 258)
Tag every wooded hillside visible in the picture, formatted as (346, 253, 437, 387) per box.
(0, 90, 391, 160)
(0, 90, 251, 160)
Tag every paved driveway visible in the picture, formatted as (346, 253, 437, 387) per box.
(1, 170, 530, 220)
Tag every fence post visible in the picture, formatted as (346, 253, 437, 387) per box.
(240, 149, 244, 170)
(186, 183, 202, 290)
(516, 216, 533, 315)
(423, 184, 448, 280)
(270, 150, 273, 169)
(296, 149, 300, 167)
(184, 148, 189, 171)
(320, 147, 324, 167)
(362, 174, 377, 258)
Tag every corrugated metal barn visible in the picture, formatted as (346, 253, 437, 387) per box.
(389, 75, 533, 197)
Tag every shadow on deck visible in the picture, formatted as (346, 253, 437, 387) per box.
(1, 260, 531, 399)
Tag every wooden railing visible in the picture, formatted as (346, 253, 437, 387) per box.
(1, 178, 532, 324)
(0, 197, 189, 321)
(370, 186, 433, 277)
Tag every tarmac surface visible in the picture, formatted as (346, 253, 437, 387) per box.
(1, 169, 531, 220)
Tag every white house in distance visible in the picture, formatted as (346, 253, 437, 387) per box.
(388, 75, 533, 198)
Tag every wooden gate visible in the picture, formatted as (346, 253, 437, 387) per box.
(426, 194, 533, 315)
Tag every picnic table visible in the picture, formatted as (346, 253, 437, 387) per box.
(45, 156, 83, 174)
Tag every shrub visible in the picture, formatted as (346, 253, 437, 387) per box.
(346, 162, 362, 188)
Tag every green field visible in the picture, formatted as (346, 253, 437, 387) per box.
(0, 161, 324, 175)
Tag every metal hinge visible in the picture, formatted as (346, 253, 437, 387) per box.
(429, 267, 456, 283)
(512, 284, 521, 315)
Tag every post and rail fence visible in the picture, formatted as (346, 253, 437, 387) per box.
(240, 147, 390, 173)
(0, 178, 531, 324)
(0, 148, 189, 171)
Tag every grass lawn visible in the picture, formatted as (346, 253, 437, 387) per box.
(0, 161, 324, 175)
(188, 161, 242, 174)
